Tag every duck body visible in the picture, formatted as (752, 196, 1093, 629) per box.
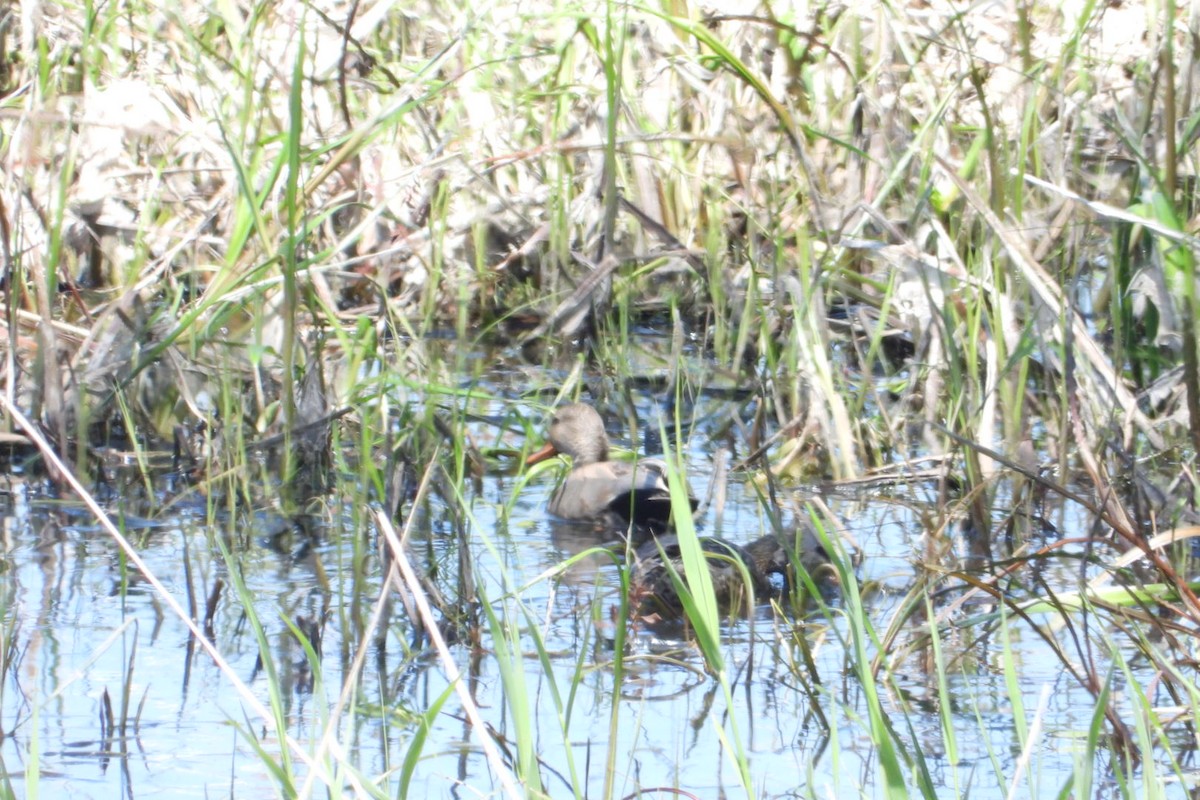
(631, 534, 790, 618)
(545, 458, 678, 530)
(527, 403, 694, 534)
(631, 526, 837, 618)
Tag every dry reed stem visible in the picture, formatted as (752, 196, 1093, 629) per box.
(374, 506, 525, 800)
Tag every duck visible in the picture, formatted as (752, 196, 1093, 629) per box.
(630, 534, 787, 618)
(525, 402, 695, 534)
(631, 529, 832, 618)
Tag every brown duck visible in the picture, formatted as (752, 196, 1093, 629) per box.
(631, 534, 787, 618)
(526, 402, 694, 533)
(631, 529, 833, 618)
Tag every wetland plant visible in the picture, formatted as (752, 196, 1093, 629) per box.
(2, 0, 1200, 797)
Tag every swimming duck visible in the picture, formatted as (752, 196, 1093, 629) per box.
(525, 402, 694, 533)
(631, 528, 834, 618)
(630, 534, 789, 618)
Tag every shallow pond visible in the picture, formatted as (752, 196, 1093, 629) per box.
(0, 335, 1184, 798)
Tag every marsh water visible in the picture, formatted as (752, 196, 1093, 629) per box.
(0, 334, 1181, 798)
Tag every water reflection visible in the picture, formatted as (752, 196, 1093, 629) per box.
(0, 352, 1174, 799)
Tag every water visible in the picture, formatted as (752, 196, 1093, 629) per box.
(0, 340, 1185, 799)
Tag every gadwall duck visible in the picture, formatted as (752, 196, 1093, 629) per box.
(631, 530, 832, 618)
(526, 403, 694, 533)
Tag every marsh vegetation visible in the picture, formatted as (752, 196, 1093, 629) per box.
(1, 0, 1199, 797)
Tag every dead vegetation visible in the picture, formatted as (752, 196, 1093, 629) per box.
(2, 0, 1200, 794)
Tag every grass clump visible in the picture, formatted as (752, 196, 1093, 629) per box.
(3, 0, 1200, 798)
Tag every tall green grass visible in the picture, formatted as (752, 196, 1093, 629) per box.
(4, 0, 1200, 797)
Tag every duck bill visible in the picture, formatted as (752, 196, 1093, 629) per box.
(525, 441, 559, 465)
